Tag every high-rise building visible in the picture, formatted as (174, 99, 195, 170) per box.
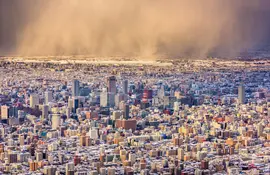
(178, 148, 184, 160)
(80, 135, 86, 146)
(8, 152, 17, 163)
(0, 106, 18, 120)
(73, 98, 79, 113)
(19, 134, 25, 146)
(30, 94, 39, 108)
(42, 105, 49, 119)
(89, 128, 99, 139)
(1, 106, 9, 119)
(29, 160, 38, 171)
(72, 79, 80, 97)
(122, 80, 128, 94)
(45, 91, 53, 104)
(100, 92, 115, 107)
(238, 84, 246, 104)
(36, 152, 43, 161)
(123, 104, 129, 120)
(0, 106, 18, 119)
(52, 114, 61, 130)
(115, 93, 128, 108)
(68, 97, 73, 109)
(107, 76, 117, 94)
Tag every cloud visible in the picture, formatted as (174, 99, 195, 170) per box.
(1, 0, 270, 58)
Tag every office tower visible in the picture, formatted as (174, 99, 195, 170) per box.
(30, 94, 39, 108)
(52, 114, 61, 130)
(68, 97, 73, 109)
(36, 152, 43, 161)
(2, 106, 18, 118)
(100, 92, 115, 107)
(1, 106, 9, 119)
(73, 98, 79, 113)
(122, 79, 128, 94)
(123, 104, 129, 120)
(107, 76, 117, 93)
(19, 134, 25, 146)
(114, 93, 128, 108)
(72, 79, 80, 97)
(108, 93, 116, 107)
(8, 153, 17, 163)
(42, 105, 49, 119)
(80, 135, 86, 146)
(100, 92, 108, 107)
(45, 91, 53, 104)
(89, 128, 99, 139)
(238, 84, 245, 104)
(29, 160, 38, 171)
(178, 148, 184, 160)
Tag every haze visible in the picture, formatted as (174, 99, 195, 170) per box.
(1, 0, 270, 58)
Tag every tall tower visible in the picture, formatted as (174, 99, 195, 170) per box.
(238, 84, 245, 104)
(72, 98, 79, 113)
(45, 91, 53, 104)
(42, 105, 49, 119)
(122, 79, 128, 94)
(52, 114, 61, 130)
(123, 103, 129, 120)
(30, 94, 39, 108)
(107, 76, 117, 94)
(1, 106, 9, 119)
(100, 91, 109, 107)
(72, 79, 80, 97)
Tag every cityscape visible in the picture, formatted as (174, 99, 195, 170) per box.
(0, 58, 268, 175)
(1, 1, 270, 175)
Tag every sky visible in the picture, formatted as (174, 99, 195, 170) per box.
(1, 0, 270, 58)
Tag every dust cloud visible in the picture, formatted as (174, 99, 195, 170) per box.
(1, 0, 270, 58)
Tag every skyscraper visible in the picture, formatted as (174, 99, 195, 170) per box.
(73, 98, 79, 113)
(123, 103, 129, 120)
(72, 79, 80, 97)
(68, 97, 73, 110)
(42, 105, 49, 119)
(1, 106, 9, 120)
(30, 94, 39, 108)
(122, 79, 128, 94)
(19, 134, 25, 146)
(107, 76, 117, 94)
(238, 84, 245, 104)
(52, 114, 61, 130)
(45, 91, 53, 104)
(100, 92, 115, 107)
